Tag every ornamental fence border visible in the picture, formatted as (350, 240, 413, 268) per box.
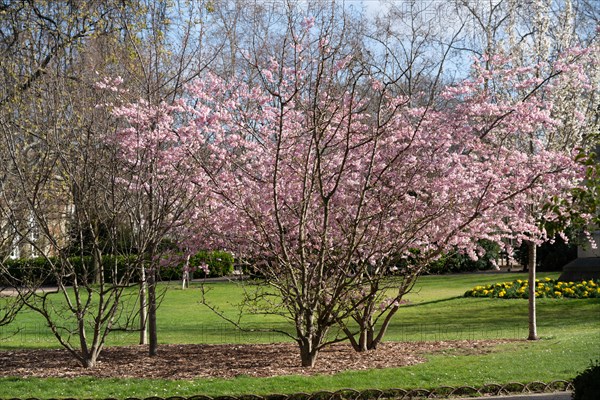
(0, 322, 529, 346)
(0, 380, 574, 400)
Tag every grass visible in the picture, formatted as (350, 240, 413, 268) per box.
(1, 271, 599, 399)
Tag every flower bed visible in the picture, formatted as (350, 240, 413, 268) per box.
(464, 278, 600, 299)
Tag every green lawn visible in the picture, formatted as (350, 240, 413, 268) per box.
(1, 271, 599, 399)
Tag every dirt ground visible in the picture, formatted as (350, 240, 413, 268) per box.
(0, 340, 512, 380)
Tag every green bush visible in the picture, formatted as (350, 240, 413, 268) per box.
(189, 250, 234, 278)
(1, 256, 52, 286)
(426, 240, 501, 274)
(158, 250, 235, 281)
(573, 360, 600, 400)
(514, 234, 577, 272)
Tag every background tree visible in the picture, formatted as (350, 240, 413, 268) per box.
(106, 95, 214, 356)
(449, 0, 599, 340)
(0, 0, 160, 368)
(112, 0, 222, 353)
(0, 0, 263, 361)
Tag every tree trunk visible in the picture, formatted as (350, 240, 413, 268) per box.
(92, 221, 103, 285)
(139, 266, 148, 345)
(346, 308, 397, 352)
(366, 304, 400, 351)
(355, 326, 376, 352)
(299, 339, 318, 367)
(148, 267, 158, 356)
(81, 352, 98, 369)
(358, 329, 368, 352)
(77, 319, 98, 368)
(93, 246, 103, 285)
(182, 254, 190, 289)
(367, 329, 377, 350)
(527, 240, 539, 340)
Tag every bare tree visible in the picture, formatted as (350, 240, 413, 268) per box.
(0, 0, 152, 367)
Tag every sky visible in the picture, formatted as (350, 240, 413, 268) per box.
(345, 0, 387, 16)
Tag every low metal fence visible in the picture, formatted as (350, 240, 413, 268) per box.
(0, 380, 573, 400)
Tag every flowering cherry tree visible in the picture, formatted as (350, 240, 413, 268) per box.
(113, 10, 596, 366)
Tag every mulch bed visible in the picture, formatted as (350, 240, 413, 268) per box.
(0, 340, 514, 379)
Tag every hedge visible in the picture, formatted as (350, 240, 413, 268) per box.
(0, 255, 137, 286)
(1, 250, 235, 286)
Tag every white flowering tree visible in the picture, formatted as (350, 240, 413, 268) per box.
(452, 0, 599, 340)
